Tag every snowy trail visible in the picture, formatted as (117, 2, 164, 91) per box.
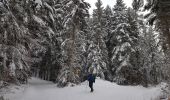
(4, 77, 162, 100)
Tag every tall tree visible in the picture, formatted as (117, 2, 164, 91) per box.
(110, 0, 141, 85)
(132, 0, 170, 86)
(110, 0, 129, 84)
(89, 0, 111, 80)
(102, 5, 115, 81)
(57, 0, 90, 87)
(0, 0, 32, 84)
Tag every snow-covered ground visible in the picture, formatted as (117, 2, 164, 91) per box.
(1, 77, 166, 100)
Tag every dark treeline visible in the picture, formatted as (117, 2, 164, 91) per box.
(0, 0, 170, 88)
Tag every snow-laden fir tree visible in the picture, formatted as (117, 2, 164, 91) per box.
(0, 0, 63, 84)
(57, 0, 90, 87)
(102, 5, 115, 81)
(0, 0, 32, 84)
(111, 0, 130, 84)
(25, 0, 63, 82)
(88, 0, 111, 80)
(132, 0, 170, 88)
(110, 0, 141, 85)
(122, 8, 141, 85)
(138, 25, 167, 86)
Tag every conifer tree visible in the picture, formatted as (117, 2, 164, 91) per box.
(89, 0, 110, 80)
(57, 0, 90, 87)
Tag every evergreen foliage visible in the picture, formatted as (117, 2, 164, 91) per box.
(0, 0, 169, 87)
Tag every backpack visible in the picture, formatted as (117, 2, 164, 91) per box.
(87, 74, 95, 83)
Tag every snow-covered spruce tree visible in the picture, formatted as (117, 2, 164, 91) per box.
(102, 5, 114, 81)
(122, 8, 142, 85)
(74, 27, 92, 82)
(0, 0, 32, 84)
(57, 0, 90, 87)
(110, 0, 141, 85)
(0, 0, 63, 84)
(133, 0, 170, 86)
(138, 25, 166, 86)
(110, 0, 129, 84)
(26, 0, 63, 82)
(146, 28, 166, 85)
(88, 0, 111, 80)
(102, 5, 116, 70)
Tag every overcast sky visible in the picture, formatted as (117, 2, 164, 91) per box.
(85, 0, 133, 14)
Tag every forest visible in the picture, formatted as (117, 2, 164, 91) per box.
(0, 0, 170, 89)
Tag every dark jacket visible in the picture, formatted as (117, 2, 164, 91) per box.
(87, 74, 95, 83)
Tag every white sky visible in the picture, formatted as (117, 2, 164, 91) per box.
(85, 0, 133, 14)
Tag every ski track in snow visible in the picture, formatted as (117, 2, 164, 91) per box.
(3, 77, 162, 100)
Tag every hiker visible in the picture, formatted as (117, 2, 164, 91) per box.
(87, 73, 95, 92)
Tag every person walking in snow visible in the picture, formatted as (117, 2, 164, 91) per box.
(87, 73, 95, 92)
